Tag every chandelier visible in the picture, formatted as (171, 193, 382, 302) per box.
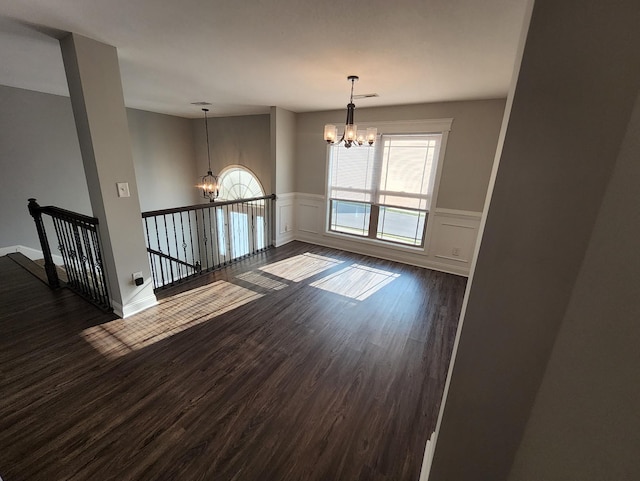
(324, 75, 377, 148)
(198, 108, 219, 202)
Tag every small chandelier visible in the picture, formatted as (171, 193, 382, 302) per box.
(324, 75, 377, 148)
(198, 108, 219, 202)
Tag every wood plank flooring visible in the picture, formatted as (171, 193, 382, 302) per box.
(0, 242, 466, 481)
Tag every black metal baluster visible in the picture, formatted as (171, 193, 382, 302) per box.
(72, 221, 92, 297)
(60, 217, 81, 288)
(210, 206, 216, 269)
(89, 227, 109, 305)
(192, 210, 200, 272)
(163, 214, 175, 285)
(80, 225, 100, 301)
(211, 206, 220, 268)
(144, 217, 158, 289)
(171, 212, 181, 280)
(154, 216, 166, 288)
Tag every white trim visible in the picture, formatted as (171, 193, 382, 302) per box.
(434, 254, 470, 263)
(272, 193, 480, 276)
(433, 208, 483, 219)
(419, 431, 438, 481)
(112, 293, 158, 319)
(0, 244, 64, 265)
(275, 192, 297, 201)
(295, 192, 325, 201)
(422, 130, 450, 257)
(295, 228, 470, 276)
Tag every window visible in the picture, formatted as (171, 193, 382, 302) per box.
(217, 166, 264, 200)
(216, 166, 266, 257)
(327, 133, 442, 247)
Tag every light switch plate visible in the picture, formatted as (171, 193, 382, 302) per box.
(116, 182, 130, 198)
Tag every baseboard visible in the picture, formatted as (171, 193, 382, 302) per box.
(275, 231, 295, 247)
(419, 431, 437, 481)
(295, 231, 468, 277)
(111, 293, 158, 319)
(0, 245, 64, 265)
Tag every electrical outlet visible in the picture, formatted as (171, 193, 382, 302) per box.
(285, 224, 290, 232)
(452, 247, 461, 257)
(132, 271, 143, 286)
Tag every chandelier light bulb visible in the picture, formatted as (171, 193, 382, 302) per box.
(323, 75, 376, 148)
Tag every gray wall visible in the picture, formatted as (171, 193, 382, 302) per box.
(0, 85, 91, 249)
(192, 113, 272, 196)
(0, 85, 200, 251)
(295, 99, 505, 212)
(429, 0, 640, 479)
(508, 90, 640, 481)
(128, 108, 199, 211)
(270, 106, 296, 195)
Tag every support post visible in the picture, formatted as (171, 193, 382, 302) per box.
(27, 198, 60, 288)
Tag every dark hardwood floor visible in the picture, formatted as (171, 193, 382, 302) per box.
(0, 242, 466, 481)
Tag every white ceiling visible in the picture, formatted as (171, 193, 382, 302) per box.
(0, 0, 529, 119)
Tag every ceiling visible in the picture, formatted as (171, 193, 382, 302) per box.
(0, 0, 529, 118)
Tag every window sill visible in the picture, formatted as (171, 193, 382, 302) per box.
(322, 229, 427, 256)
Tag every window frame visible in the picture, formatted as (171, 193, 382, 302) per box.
(324, 118, 452, 253)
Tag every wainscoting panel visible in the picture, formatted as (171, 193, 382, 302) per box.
(275, 193, 295, 246)
(275, 193, 482, 276)
(424, 209, 482, 275)
(296, 193, 324, 235)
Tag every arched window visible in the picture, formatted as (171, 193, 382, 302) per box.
(218, 166, 264, 200)
(214, 166, 267, 259)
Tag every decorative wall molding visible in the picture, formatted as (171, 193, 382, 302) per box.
(425, 209, 482, 272)
(275, 194, 295, 247)
(274, 193, 482, 276)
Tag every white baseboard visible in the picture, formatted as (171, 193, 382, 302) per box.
(419, 430, 437, 481)
(275, 231, 295, 247)
(0, 244, 64, 265)
(272, 193, 481, 276)
(111, 292, 158, 319)
(296, 231, 469, 276)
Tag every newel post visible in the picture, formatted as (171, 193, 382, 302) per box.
(27, 198, 60, 289)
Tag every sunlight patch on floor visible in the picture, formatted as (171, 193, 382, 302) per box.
(258, 252, 343, 282)
(235, 270, 288, 290)
(309, 264, 400, 301)
(81, 280, 262, 359)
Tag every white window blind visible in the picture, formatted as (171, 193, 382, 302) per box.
(328, 141, 377, 203)
(327, 132, 443, 247)
(378, 135, 440, 211)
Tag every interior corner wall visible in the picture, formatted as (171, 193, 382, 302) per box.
(192, 114, 272, 196)
(0, 85, 91, 250)
(127, 108, 200, 210)
(294, 99, 505, 212)
(507, 89, 640, 481)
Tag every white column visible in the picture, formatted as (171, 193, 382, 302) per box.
(60, 33, 156, 318)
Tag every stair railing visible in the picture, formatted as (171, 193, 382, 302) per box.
(142, 194, 275, 290)
(28, 198, 111, 310)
